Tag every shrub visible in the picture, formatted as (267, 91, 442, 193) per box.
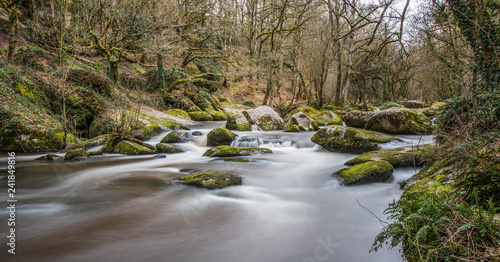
(67, 69, 112, 95)
(242, 99, 257, 108)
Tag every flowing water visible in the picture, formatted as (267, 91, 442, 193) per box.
(0, 122, 433, 262)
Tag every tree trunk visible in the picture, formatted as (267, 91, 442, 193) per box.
(7, 10, 18, 63)
(157, 53, 165, 90)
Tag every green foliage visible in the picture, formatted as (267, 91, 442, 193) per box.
(242, 99, 257, 108)
(14, 45, 51, 71)
(67, 68, 112, 95)
(372, 192, 500, 261)
(91, 62, 107, 74)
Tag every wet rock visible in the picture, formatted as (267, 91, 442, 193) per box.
(35, 153, 61, 161)
(334, 160, 394, 186)
(161, 130, 194, 143)
(176, 171, 242, 189)
(284, 124, 301, 132)
(203, 145, 272, 157)
(63, 135, 109, 152)
(226, 112, 251, 131)
(111, 141, 156, 155)
(345, 145, 434, 167)
(206, 127, 237, 147)
(365, 108, 433, 135)
(210, 111, 227, 121)
(188, 111, 214, 121)
(243, 106, 284, 131)
(285, 106, 342, 126)
(286, 112, 318, 131)
(311, 125, 399, 153)
(191, 131, 203, 136)
(156, 143, 183, 154)
(343, 110, 376, 128)
(64, 148, 89, 161)
(165, 109, 191, 120)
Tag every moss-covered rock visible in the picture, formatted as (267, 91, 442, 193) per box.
(3, 132, 76, 153)
(399, 100, 427, 108)
(334, 160, 394, 186)
(35, 153, 60, 161)
(419, 107, 436, 117)
(129, 109, 190, 131)
(226, 112, 251, 131)
(431, 102, 447, 112)
(203, 145, 272, 157)
(284, 124, 301, 132)
(345, 145, 434, 167)
(156, 143, 183, 154)
(343, 110, 376, 128)
(218, 96, 231, 103)
(165, 109, 191, 120)
(311, 125, 400, 153)
(161, 130, 194, 143)
(176, 172, 242, 189)
(400, 158, 455, 195)
(243, 106, 284, 130)
(64, 148, 89, 161)
(63, 134, 109, 152)
(284, 106, 342, 126)
(207, 127, 237, 146)
(365, 108, 433, 135)
(132, 121, 162, 141)
(210, 111, 227, 121)
(188, 111, 214, 121)
(111, 141, 156, 155)
(286, 112, 319, 131)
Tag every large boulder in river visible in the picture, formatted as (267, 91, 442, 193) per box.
(285, 106, 342, 126)
(365, 108, 433, 135)
(311, 125, 400, 153)
(161, 130, 194, 143)
(286, 112, 318, 131)
(243, 106, 284, 130)
(64, 148, 89, 161)
(203, 145, 272, 157)
(207, 127, 237, 146)
(343, 110, 376, 128)
(345, 145, 434, 167)
(176, 172, 242, 189)
(111, 141, 156, 155)
(226, 112, 251, 131)
(334, 160, 394, 186)
(156, 143, 183, 154)
(188, 111, 213, 121)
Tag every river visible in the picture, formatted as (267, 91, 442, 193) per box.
(0, 121, 433, 262)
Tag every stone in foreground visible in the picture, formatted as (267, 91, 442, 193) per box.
(206, 127, 237, 146)
(345, 145, 434, 167)
(176, 172, 242, 189)
(311, 125, 399, 153)
(203, 145, 272, 157)
(334, 160, 394, 186)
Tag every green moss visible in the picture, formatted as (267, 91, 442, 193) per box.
(160, 130, 193, 143)
(284, 124, 301, 132)
(210, 111, 227, 121)
(345, 145, 434, 167)
(165, 109, 192, 120)
(365, 108, 433, 135)
(113, 141, 156, 155)
(64, 148, 88, 161)
(129, 110, 189, 130)
(156, 143, 183, 154)
(401, 159, 455, 195)
(35, 153, 60, 161)
(177, 172, 242, 189)
(207, 127, 237, 146)
(218, 96, 231, 103)
(334, 160, 394, 185)
(285, 107, 342, 126)
(203, 145, 273, 157)
(133, 121, 162, 141)
(188, 111, 214, 121)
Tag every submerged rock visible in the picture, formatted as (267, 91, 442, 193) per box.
(334, 160, 394, 186)
(286, 112, 318, 131)
(343, 110, 376, 128)
(156, 143, 183, 154)
(176, 172, 242, 189)
(311, 125, 399, 153)
(203, 145, 272, 157)
(206, 127, 237, 146)
(191, 131, 203, 136)
(161, 130, 194, 143)
(64, 148, 89, 161)
(243, 106, 284, 131)
(365, 108, 433, 135)
(345, 145, 434, 167)
(188, 111, 213, 121)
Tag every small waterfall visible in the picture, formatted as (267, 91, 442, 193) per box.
(231, 136, 294, 148)
(251, 124, 263, 131)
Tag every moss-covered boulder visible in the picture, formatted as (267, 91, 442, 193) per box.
(365, 108, 433, 135)
(401, 159, 454, 195)
(334, 160, 394, 186)
(243, 106, 284, 130)
(130, 109, 191, 130)
(207, 127, 237, 147)
(345, 145, 434, 167)
(176, 172, 242, 189)
(431, 102, 447, 112)
(64, 148, 89, 161)
(63, 135, 109, 152)
(156, 143, 183, 154)
(284, 124, 301, 132)
(188, 111, 214, 121)
(161, 130, 194, 143)
(165, 109, 191, 120)
(311, 125, 400, 153)
(286, 112, 318, 131)
(132, 121, 162, 141)
(210, 111, 227, 121)
(285, 106, 342, 126)
(3, 131, 76, 153)
(203, 145, 272, 157)
(226, 112, 251, 131)
(343, 110, 376, 128)
(35, 153, 60, 161)
(111, 141, 156, 155)
(399, 100, 426, 108)
(419, 107, 436, 117)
